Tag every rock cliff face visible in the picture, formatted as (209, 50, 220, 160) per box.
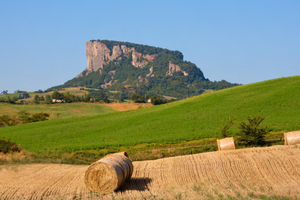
(77, 41, 156, 78)
(166, 61, 188, 76)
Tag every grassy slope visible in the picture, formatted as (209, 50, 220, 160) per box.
(0, 76, 300, 152)
(0, 103, 116, 119)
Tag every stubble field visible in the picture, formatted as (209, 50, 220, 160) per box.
(1, 144, 299, 200)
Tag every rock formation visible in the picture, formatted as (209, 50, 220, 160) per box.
(166, 61, 188, 76)
(77, 41, 157, 78)
(146, 67, 154, 77)
(52, 40, 240, 99)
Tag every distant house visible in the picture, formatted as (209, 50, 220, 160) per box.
(147, 99, 151, 103)
(52, 99, 65, 103)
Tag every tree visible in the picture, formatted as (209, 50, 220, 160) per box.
(103, 95, 110, 103)
(83, 92, 91, 102)
(1, 90, 8, 95)
(130, 93, 139, 101)
(63, 91, 73, 103)
(237, 116, 270, 146)
(40, 96, 45, 102)
(118, 93, 124, 103)
(33, 95, 39, 104)
(75, 96, 81, 102)
(23, 92, 30, 99)
(34, 89, 43, 93)
(64, 91, 70, 98)
(19, 100, 25, 105)
(220, 117, 235, 138)
(45, 95, 51, 103)
(150, 95, 167, 105)
(11, 96, 18, 103)
(130, 93, 145, 103)
(6, 96, 11, 103)
(51, 91, 63, 99)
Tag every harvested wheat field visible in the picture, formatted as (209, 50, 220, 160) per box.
(1, 145, 300, 200)
(106, 103, 152, 111)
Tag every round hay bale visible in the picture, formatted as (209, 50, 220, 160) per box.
(103, 153, 133, 181)
(284, 131, 300, 145)
(217, 137, 236, 150)
(84, 152, 133, 194)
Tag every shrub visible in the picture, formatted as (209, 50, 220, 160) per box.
(17, 111, 31, 123)
(219, 117, 235, 138)
(17, 111, 50, 124)
(237, 116, 270, 146)
(0, 115, 18, 127)
(31, 112, 50, 122)
(150, 95, 167, 105)
(0, 139, 20, 153)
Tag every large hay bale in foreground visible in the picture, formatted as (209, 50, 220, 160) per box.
(84, 152, 133, 194)
(284, 131, 300, 145)
(217, 137, 236, 150)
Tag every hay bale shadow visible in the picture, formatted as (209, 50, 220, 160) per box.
(118, 177, 152, 192)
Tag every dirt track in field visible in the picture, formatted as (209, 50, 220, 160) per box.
(1, 145, 300, 200)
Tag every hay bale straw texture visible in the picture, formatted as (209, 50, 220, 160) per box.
(284, 131, 300, 145)
(84, 152, 133, 194)
(217, 137, 236, 150)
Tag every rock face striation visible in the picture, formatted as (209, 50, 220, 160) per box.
(166, 61, 188, 76)
(77, 41, 157, 78)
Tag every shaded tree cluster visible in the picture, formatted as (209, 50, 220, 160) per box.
(0, 96, 18, 103)
(130, 93, 148, 103)
(1, 90, 8, 95)
(0, 111, 50, 127)
(0, 139, 21, 154)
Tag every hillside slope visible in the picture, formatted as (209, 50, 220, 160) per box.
(1, 145, 299, 199)
(0, 76, 300, 152)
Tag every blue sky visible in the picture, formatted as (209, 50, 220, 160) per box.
(0, 0, 299, 93)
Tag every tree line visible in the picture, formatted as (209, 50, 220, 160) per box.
(130, 93, 176, 105)
(34, 91, 111, 104)
(0, 90, 112, 104)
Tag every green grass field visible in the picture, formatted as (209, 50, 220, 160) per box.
(0, 103, 116, 119)
(0, 76, 300, 154)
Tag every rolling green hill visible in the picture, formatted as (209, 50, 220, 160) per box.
(0, 76, 300, 153)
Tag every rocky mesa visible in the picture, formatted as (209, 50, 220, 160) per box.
(58, 40, 239, 99)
